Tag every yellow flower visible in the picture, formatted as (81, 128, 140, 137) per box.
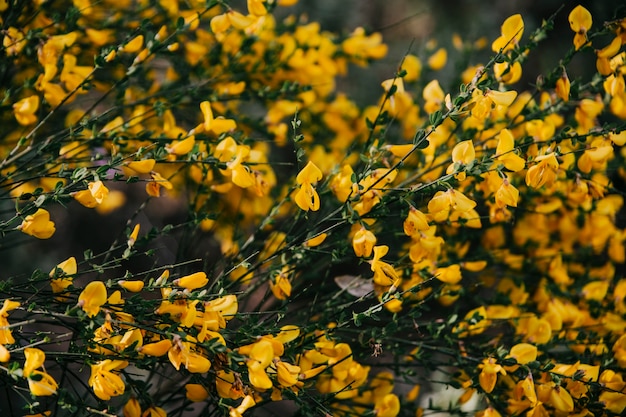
(142, 407, 167, 417)
(369, 245, 399, 287)
(495, 178, 519, 208)
(270, 270, 292, 300)
(24, 348, 58, 396)
(0, 344, 9, 362)
(495, 129, 525, 172)
(78, 281, 107, 317)
(121, 35, 144, 53)
(478, 357, 506, 393)
(507, 343, 537, 365)
(229, 395, 256, 417)
(119, 280, 145, 292)
(139, 339, 172, 357)
(556, 70, 571, 102)
(435, 264, 462, 285)
(427, 48, 447, 70)
(128, 224, 140, 247)
(123, 398, 141, 417)
(125, 159, 156, 175)
(166, 136, 195, 156)
(18, 209, 56, 239)
(525, 153, 559, 188)
(216, 370, 245, 400)
(89, 359, 127, 400)
(247, 0, 267, 16)
(401, 54, 422, 82)
(13, 95, 40, 125)
(353, 227, 377, 257)
(403, 207, 429, 237)
(276, 360, 301, 387)
(73, 180, 109, 208)
(0, 300, 20, 344)
(374, 393, 400, 417)
(294, 161, 323, 211)
(304, 233, 327, 247)
(494, 61, 522, 84)
(146, 171, 173, 197)
(492, 14, 524, 52)
(185, 383, 210, 402)
(568, 5, 592, 50)
(200, 101, 237, 134)
(174, 271, 208, 290)
(49, 256, 76, 300)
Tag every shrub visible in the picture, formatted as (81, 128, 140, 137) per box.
(1, 1, 626, 416)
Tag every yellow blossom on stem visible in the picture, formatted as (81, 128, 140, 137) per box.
(295, 161, 323, 211)
(73, 180, 109, 208)
(403, 207, 429, 237)
(78, 281, 107, 317)
(276, 360, 301, 387)
(495, 177, 519, 208)
(353, 227, 377, 257)
(49, 256, 76, 297)
(125, 159, 156, 175)
(185, 383, 210, 402)
(146, 171, 173, 197)
(568, 5, 592, 50)
(369, 245, 400, 286)
(525, 153, 559, 188)
(0, 300, 20, 344)
(556, 70, 571, 102)
(492, 14, 524, 52)
(374, 393, 401, 417)
(139, 339, 172, 357)
(478, 357, 506, 393)
(13, 95, 40, 125)
(270, 269, 292, 300)
(435, 264, 462, 285)
(495, 129, 525, 172)
(23, 348, 58, 396)
(18, 208, 56, 239)
(507, 343, 537, 365)
(174, 272, 208, 291)
(304, 233, 327, 247)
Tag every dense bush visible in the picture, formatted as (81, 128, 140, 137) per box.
(1, 1, 626, 416)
